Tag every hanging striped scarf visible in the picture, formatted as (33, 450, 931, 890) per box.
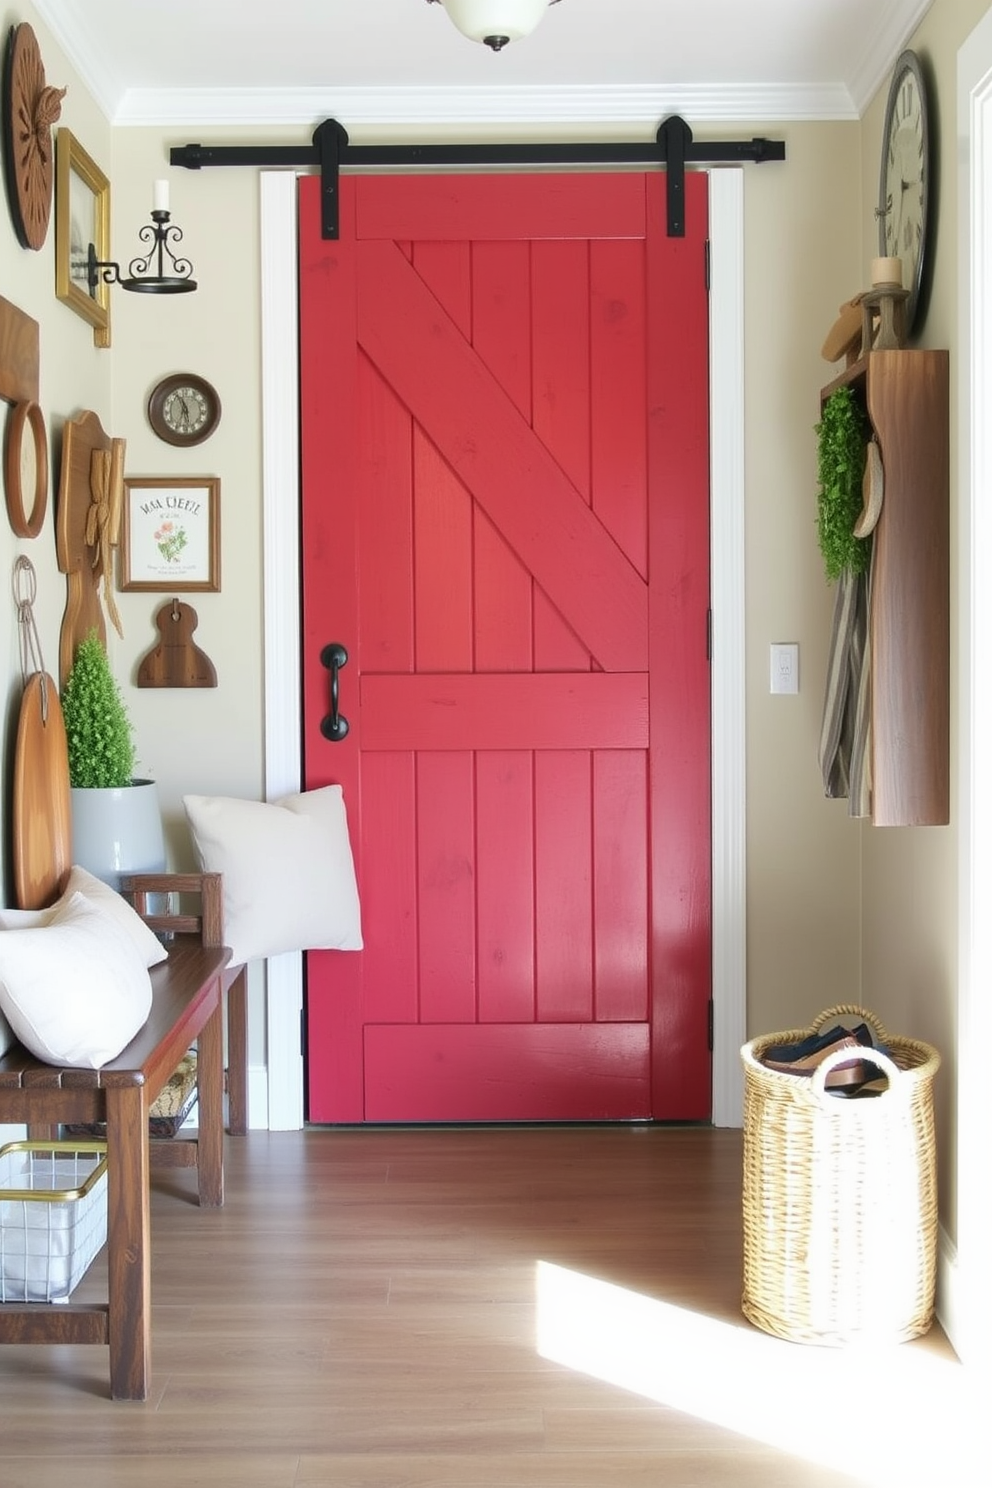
(818, 556, 872, 818)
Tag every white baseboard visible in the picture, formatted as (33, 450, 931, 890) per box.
(937, 1220, 992, 1373)
(176, 1063, 271, 1132)
(247, 1063, 270, 1130)
(936, 1222, 960, 1358)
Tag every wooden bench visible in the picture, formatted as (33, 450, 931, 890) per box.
(122, 872, 248, 1139)
(0, 873, 230, 1400)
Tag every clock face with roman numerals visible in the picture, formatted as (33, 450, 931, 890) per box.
(147, 374, 221, 447)
(877, 50, 931, 337)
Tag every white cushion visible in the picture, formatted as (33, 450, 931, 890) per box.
(183, 786, 362, 965)
(0, 865, 168, 968)
(0, 893, 153, 1068)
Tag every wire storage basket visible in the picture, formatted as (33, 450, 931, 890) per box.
(740, 1005, 940, 1346)
(0, 1141, 108, 1303)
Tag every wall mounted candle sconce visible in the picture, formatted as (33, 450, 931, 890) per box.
(88, 179, 196, 295)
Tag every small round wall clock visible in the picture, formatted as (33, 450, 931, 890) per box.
(877, 49, 932, 337)
(1, 23, 65, 251)
(147, 374, 221, 447)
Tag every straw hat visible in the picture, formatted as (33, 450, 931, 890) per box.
(821, 296, 862, 363)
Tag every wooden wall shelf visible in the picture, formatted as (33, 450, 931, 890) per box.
(821, 349, 949, 826)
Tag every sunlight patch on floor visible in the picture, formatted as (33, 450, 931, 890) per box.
(535, 1261, 982, 1487)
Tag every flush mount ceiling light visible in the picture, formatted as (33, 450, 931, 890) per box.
(426, 0, 562, 51)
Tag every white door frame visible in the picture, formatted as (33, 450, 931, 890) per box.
(259, 167, 747, 1132)
(949, 13, 992, 1371)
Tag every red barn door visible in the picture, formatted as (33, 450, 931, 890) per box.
(299, 171, 711, 1123)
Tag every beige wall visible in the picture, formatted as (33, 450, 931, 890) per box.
(741, 121, 863, 1035)
(0, 0, 982, 1251)
(0, 5, 112, 896)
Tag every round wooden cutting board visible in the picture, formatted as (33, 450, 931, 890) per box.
(12, 671, 71, 910)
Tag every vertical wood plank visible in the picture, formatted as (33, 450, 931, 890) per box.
(532, 241, 591, 502)
(475, 510, 534, 672)
(646, 171, 712, 1119)
(533, 591, 590, 672)
(591, 237, 648, 578)
(531, 240, 594, 672)
(473, 241, 532, 417)
(417, 751, 477, 1022)
(358, 355, 414, 674)
(535, 750, 593, 1022)
(414, 430, 474, 672)
(476, 750, 535, 1022)
(473, 241, 535, 674)
(306, 951, 366, 1121)
(300, 176, 367, 1124)
(413, 240, 472, 336)
(300, 174, 360, 788)
(593, 750, 649, 1021)
(360, 751, 419, 1024)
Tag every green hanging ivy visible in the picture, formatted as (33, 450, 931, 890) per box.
(815, 386, 871, 582)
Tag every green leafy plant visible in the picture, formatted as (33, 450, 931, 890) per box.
(815, 386, 871, 581)
(61, 631, 136, 788)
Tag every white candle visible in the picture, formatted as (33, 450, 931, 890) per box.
(871, 256, 902, 287)
(153, 179, 169, 213)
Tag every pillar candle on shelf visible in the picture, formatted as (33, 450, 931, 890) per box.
(871, 256, 902, 287)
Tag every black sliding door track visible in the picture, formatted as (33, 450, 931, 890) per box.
(170, 115, 784, 239)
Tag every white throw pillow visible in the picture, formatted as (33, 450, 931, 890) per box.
(0, 865, 168, 968)
(183, 786, 362, 965)
(0, 892, 153, 1068)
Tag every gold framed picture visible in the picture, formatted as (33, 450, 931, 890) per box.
(120, 477, 221, 593)
(54, 129, 110, 348)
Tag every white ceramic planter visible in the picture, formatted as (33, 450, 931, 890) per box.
(69, 779, 166, 891)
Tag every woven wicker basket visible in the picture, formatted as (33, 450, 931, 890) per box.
(741, 1004, 940, 1346)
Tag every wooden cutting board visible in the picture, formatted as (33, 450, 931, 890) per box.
(12, 672, 72, 909)
(137, 599, 217, 687)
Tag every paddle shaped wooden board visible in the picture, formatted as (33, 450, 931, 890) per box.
(12, 672, 71, 909)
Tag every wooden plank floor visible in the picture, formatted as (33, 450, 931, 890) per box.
(0, 1126, 977, 1488)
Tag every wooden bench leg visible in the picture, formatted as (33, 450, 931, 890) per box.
(197, 986, 224, 1208)
(226, 965, 249, 1136)
(26, 1122, 59, 1142)
(104, 1085, 151, 1402)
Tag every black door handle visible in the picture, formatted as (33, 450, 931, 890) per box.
(320, 642, 349, 741)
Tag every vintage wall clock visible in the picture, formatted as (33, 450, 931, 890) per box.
(147, 373, 221, 447)
(1, 23, 65, 251)
(877, 49, 932, 338)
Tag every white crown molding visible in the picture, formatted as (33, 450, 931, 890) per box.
(33, 0, 121, 121)
(36, 0, 929, 129)
(113, 81, 857, 129)
(846, 0, 935, 114)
